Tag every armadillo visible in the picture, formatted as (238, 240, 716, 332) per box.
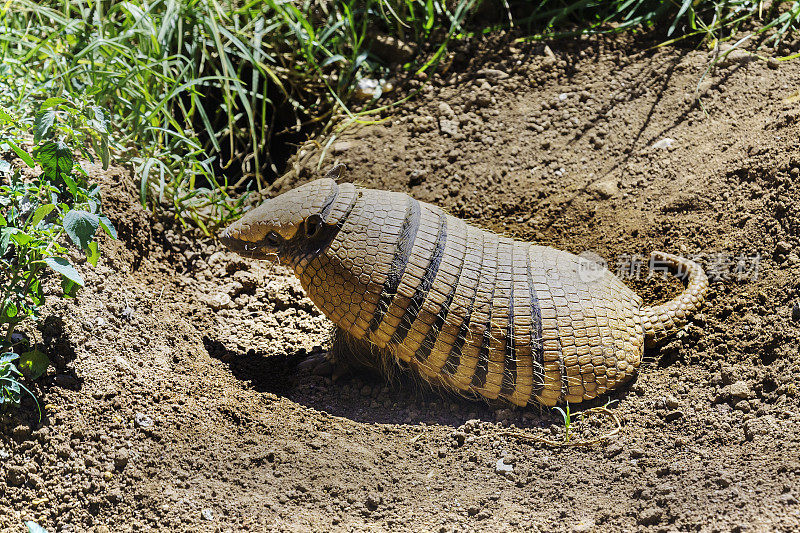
(220, 168, 708, 407)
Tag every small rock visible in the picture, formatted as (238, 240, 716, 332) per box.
(604, 442, 623, 458)
(728, 380, 752, 400)
(56, 445, 72, 459)
(436, 101, 455, 119)
(494, 408, 512, 423)
(791, 302, 800, 322)
(7, 465, 26, 486)
(477, 68, 509, 82)
(651, 138, 675, 150)
(776, 241, 792, 255)
(332, 141, 353, 154)
(53, 374, 80, 389)
(354, 78, 385, 100)
(734, 400, 751, 413)
(408, 169, 426, 186)
(106, 489, 123, 504)
(121, 306, 135, 320)
(365, 492, 382, 511)
(205, 292, 233, 311)
(439, 118, 460, 136)
(571, 520, 595, 533)
(28, 473, 44, 488)
(476, 510, 492, 520)
(716, 475, 732, 488)
(663, 395, 680, 409)
(629, 448, 646, 459)
(744, 415, 778, 441)
(664, 410, 685, 422)
(114, 449, 130, 470)
(201, 508, 214, 521)
(134, 413, 154, 428)
(495, 458, 514, 474)
(717, 45, 753, 66)
(637, 507, 662, 526)
(587, 179, 619, 199)
(450, 431, 466, 447)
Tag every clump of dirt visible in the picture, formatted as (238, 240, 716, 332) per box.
(2, 34, 800, 532)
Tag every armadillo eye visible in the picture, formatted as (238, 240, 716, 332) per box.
(305, 214, 322, 237)
(264, 231, 281, 247)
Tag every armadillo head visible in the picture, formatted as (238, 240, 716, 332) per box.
(219, 178, 341, 263)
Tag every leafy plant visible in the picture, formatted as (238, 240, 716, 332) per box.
(553, 403, 574, 443)
(553, 399, 621, 444)
(0, 0, 796, 238)
(0, 0, 477, 233)
(0, 96, 116, 411)
(0, 352, 38, 414)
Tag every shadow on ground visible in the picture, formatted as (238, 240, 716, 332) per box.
(204, 335, 632, 429)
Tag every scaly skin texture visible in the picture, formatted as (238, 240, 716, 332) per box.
(220, 171, 709, 407)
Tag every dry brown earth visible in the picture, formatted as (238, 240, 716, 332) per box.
(1, 34, 800, 532)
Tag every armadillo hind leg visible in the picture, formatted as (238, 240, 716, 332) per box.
(299, 327, 398, 381)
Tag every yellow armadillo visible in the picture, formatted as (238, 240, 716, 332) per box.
(220, 168, 708, 407)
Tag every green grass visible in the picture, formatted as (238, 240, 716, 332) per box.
(0, 1, 797, 235)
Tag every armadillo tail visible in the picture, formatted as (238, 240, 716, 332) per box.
(641, 251, 709, 348)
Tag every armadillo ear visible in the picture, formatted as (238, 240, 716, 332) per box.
(324, 164, 346, 182)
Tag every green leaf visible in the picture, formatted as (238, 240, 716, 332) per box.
(0, 106, 14, 124)
(29, 277, 43, 306)
(11, 231, 31, 246)
(424, 0, 435, 31)
(62, 172, 78, 197)
(90, 106, 108, 133)
(0, 352, 19, 365)
(0, 214, 6, 226)
(668, 0, 694, 36)
(99, 136, 110, 169)
(61, 276, 80, 297)
(33, 109, 56, 143)
(41, 97, 69, 110)
(44, 257, 84, 286)
(1, 301, 18, 319)
(30, 204, 56, 227)
(62, 210, 99, 249)
(98, 215, 117, 239)
(0, 227, 12, 253)
(35, 141, 73, 181)
(6, 140, 35, 168)
(19, 349, 49, 380)
(86, 241, 99, 266)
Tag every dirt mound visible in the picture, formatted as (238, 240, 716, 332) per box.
(2, 35, 799, 532)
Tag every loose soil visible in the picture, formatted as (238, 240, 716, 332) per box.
(2, 34, 800, 532)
